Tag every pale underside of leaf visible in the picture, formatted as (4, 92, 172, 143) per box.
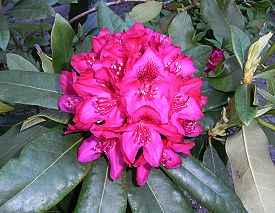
(226, 120, 275, 213)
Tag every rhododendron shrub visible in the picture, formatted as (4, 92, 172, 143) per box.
(58, 23, 206, 185)
(205, 47, 225, 74)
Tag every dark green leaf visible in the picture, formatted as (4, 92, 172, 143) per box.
(7, 0, 55, 20)
(51, 14, 75, 73)
(0, 127, 91, 212)
(0, 70, 62, 109)
(198, 110, 221, 131)
(0, 13, 10, 50)
(10, 22, 51, 39)
(209, 56, 243, 92)
(162, 156, 246, 213)
(231, 26, 251, 70)
(235, 84, 258, 126)
(168, 12, 194, 50)
(0, 123, 49, 168)
(35, 109, 71, 125)
(156, 13, 176, 34)
(129, 1, 162, 23)
(263, 42, 275, 62)
(184, 45, 212, 79)
(203, 144, 229, 182)
(21, 117, 46, 131)
(260, 125, 275, 146)
(190, 135, 207, 158)
(74, 157, 127, 213)
(128, 169, 193, 213)
(7, 53, 39, 72)
(202, 84, 228, 111)
(75, 35, 92, 54)
(97, 1, 128, 33)
(201, 0, 245, 41)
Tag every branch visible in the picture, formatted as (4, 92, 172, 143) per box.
(69, 0, 176, 24)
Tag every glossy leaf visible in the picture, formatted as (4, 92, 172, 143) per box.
(51, 14, 75, 73)
(0, 102, 14, 113)
(75, 35, 92, 54)
(226, 120, 275, 212)
(190, 135, 207, 158)
(74, 157, 127, 213)
(163, 156, 246, 213)
(201, 0, 245, 41)
(7, 0, 55, 20)
(257, 87, 275, 105)
(209, 56, 243, 92)
(0, 127, 91, 212)
(235, 84, 258, 126)
(168, 12, 194, 50)
(0, 123, 49, 168)
(231, 26, 251, 70)
(128, 169, 193, 213)
(129, 1, 162, 23)
(7, 53, 39, 72)
(38, 52, 54, 73)
(156, 13, 176, 34)
(0, 70, 62, 109)
(203, 144, 229, 182)
(97, 1, 128, 33)
(260, 125, 275, 146)
(0, 13, 10, 50)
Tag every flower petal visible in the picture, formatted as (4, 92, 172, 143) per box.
(77, 136, 101, 163)
(107, 141, 125, 180)
(161, 148, 182, 169)
(143, 131, 163, 167)
(136, 163, 151, 186)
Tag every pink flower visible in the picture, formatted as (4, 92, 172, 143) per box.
(78, 136, 124, 180)
(58, 23, 206, 185)
(205, 47, 225, 74)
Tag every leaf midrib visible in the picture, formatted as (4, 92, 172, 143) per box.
(0, 80, 62, 95)
(0, 137, 82, 207)
(98, 163, 109, 213)
(147, 181, 165, 213)
(242, 127, 266, 212)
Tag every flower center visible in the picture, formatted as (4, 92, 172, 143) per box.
(137, 60, 159, 83)
(92, 138, 114, 154)
(95, 97, 117, 114)
(161, 152, 171, 167)
(66, 95, 83, 110)
(173, 95, 190, 112)
(133, 123, 152, 145)
(184, 121, 196, 134)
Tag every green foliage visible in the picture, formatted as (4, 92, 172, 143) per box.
(0, 127, 91, 212)
(75, 158, 127, 213)
(168, 12, 194, 50)
(51, 14, 75, 73)
(163, 156, 246, 213)
(0, 14, 10, 51)
(0, 71, 62, 109)
(98, 1, 128, 33)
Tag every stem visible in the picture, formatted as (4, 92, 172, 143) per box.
(257, 118, 275, 131)
(69, 0, 176, 24)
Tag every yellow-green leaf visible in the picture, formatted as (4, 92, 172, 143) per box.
(226, 120, 275, 213)
(129, 1, 162, 23)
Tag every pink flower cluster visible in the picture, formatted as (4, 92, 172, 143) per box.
(59, 23, 206, 186)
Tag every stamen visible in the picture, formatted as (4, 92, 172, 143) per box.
(173, 95, 190, 112)
(133, 123, 152, 145)
(184, 121, 196, 134)
(92, 138, 114, 154)
(95, 97, 117, 114)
